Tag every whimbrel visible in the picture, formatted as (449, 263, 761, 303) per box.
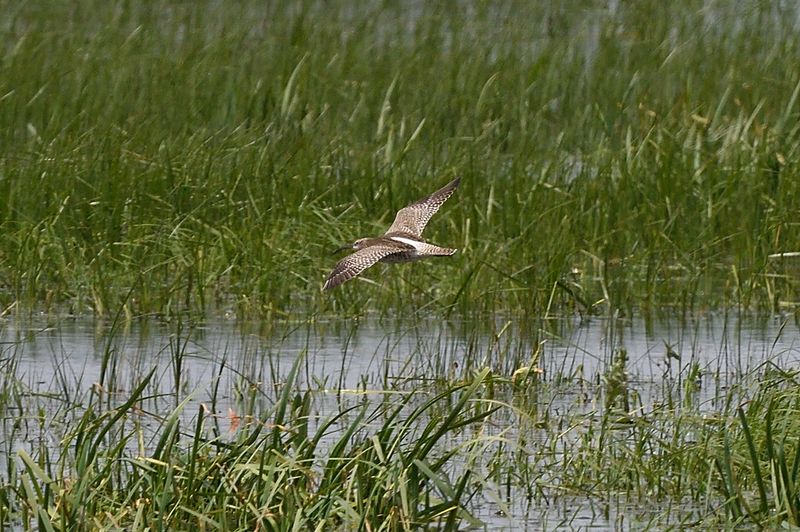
(323, 177, 461, 290)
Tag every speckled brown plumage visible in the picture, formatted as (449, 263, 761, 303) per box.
(385, 177, 461, 237)
(323, 243, 411, 291)
(323, 177, 461, 290)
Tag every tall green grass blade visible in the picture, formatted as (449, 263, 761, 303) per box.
(737, 406, 767, 513)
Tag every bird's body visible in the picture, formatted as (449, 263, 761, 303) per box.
(323, 177, 461, 290)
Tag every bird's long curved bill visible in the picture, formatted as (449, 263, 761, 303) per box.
(332, 244, 351, 255)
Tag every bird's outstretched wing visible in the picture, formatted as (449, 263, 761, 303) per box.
(385, 177, 461, 237)
(323, 245, 405, 290)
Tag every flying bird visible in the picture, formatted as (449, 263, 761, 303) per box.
(323, 177, 461, 290)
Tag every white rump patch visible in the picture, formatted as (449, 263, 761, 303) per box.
(389, 236, 425, 250)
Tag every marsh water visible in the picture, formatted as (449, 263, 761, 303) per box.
(2, 313, 799, 529)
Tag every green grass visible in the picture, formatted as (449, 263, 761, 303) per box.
(0, 0, 798, 319)
(3, 350, 495, 530)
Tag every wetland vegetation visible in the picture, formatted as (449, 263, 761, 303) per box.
(1, 0, 800, 529)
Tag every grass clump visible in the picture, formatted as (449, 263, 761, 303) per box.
(4, 355, 493, 530)
(713, 366, 800, 527)
(485, 341, 800, 528)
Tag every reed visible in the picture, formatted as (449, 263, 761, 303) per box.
(6, 350, 495, 530)
(0, 1, 797, 319)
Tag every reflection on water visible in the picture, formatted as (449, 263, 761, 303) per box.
(5, 312, 798, 396)
(1, 312, 799, 528)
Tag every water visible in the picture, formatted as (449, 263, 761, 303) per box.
(1, 312, 799, 529)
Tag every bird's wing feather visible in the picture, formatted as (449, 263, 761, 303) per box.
(323, 245, 405, 290)
(385, 177, 460, 237)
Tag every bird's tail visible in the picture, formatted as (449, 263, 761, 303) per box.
(423, 245, 457, 256)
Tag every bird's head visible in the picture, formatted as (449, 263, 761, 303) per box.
(332, 238, 369, 254)
(352, 238, 370, 250)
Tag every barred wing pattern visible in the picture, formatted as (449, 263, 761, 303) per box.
(385, 177, 461, 237)
(323, 245, 406, 290)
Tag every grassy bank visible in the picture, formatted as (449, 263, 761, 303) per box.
(0, 0, 799, 319)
